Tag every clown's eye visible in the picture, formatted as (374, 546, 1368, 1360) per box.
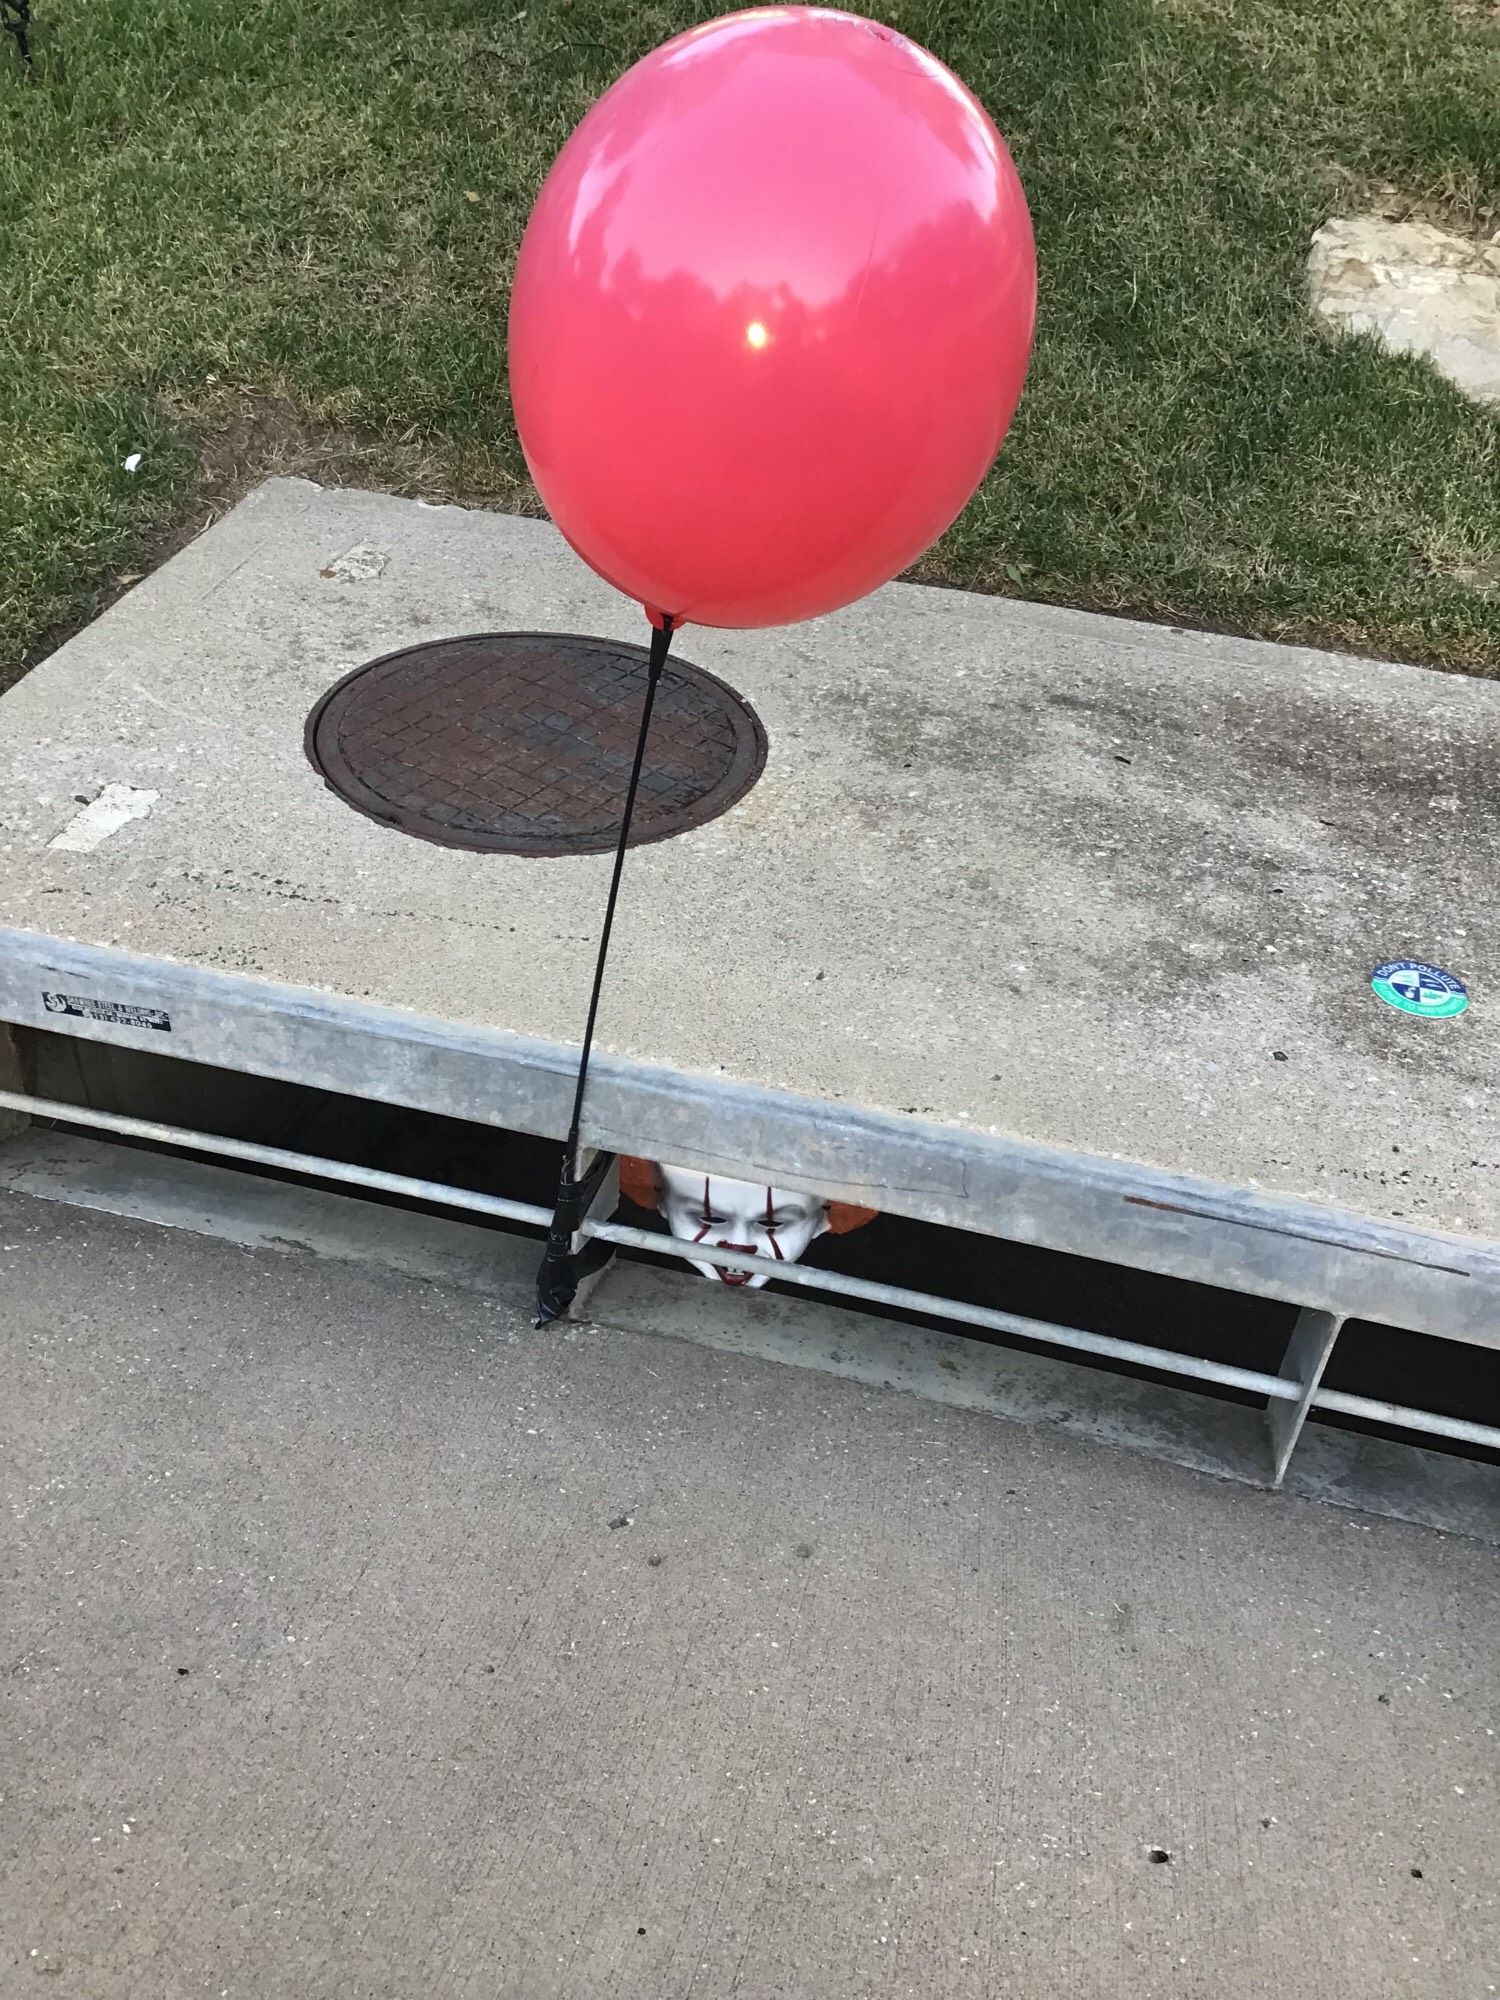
(702, 1211, 726, 1226)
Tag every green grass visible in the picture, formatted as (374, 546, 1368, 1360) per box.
(2, 0, 1497, 684)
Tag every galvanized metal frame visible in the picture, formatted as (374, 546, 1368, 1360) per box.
(2, 931, 1496, 1349)
(4, 1086, 1498, 1485)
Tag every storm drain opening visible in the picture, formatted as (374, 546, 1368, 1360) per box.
(304, 631, 768, 855)
(6, 1025, 1499, 1491)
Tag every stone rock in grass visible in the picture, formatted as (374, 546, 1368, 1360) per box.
(1307, 215, 1500, 407)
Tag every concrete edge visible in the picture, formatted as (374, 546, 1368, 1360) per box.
(224, 480, 1500, 705)
(1, 926, 1497, 1346)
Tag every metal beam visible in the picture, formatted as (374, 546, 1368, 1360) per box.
(2, 931, 1497, 1345)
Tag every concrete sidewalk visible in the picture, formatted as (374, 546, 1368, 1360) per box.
(2, 1193, 1495, 1999)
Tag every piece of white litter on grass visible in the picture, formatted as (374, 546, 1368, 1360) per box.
(49, 785, 159, 854)
(122, 452, 143, 473)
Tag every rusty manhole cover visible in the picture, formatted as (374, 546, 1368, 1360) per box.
(305, 632, 768, 856)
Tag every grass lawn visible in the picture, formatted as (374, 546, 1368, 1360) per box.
(2, 0, 1497, 688)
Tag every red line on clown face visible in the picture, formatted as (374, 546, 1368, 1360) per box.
(766, 1185, 783, 1261)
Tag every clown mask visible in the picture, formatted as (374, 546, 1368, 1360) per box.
(620, 1157, 878, 1289)
(657, 1167, 828, 1286)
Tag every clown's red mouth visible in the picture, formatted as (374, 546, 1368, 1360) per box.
(689, 1200, 785, 1286)
(709, 1243, 759, 1286)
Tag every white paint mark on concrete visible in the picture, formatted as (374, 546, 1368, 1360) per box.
(319, 543, 388, 583)
(48, 785, 159, 854)
(1308, 215, 1500, 406)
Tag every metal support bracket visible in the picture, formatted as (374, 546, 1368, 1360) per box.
(568, 1146, 621, 1317)
(0, 1023, 26, 1139)
(534, 1146, 619, 1325)
(1267, 1307, 1344, 1486)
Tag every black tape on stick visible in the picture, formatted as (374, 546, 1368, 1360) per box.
(535, 616, 675, 1325)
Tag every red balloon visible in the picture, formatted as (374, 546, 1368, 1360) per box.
(508, 7, 1036, 631)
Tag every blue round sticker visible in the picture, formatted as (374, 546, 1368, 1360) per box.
(1370, 960, 1469, 1019)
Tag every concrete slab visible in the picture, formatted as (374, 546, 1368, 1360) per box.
(3, 1191, 1498, 1999)
(0, 480, 1495, 1330)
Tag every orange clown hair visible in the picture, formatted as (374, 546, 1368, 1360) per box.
(618, 1156, 876, 1234)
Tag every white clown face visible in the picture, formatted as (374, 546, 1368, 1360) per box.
(657, 1166, 829, 1288)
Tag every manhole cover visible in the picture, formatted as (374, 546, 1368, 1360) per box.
(305, 632, 768, 856)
